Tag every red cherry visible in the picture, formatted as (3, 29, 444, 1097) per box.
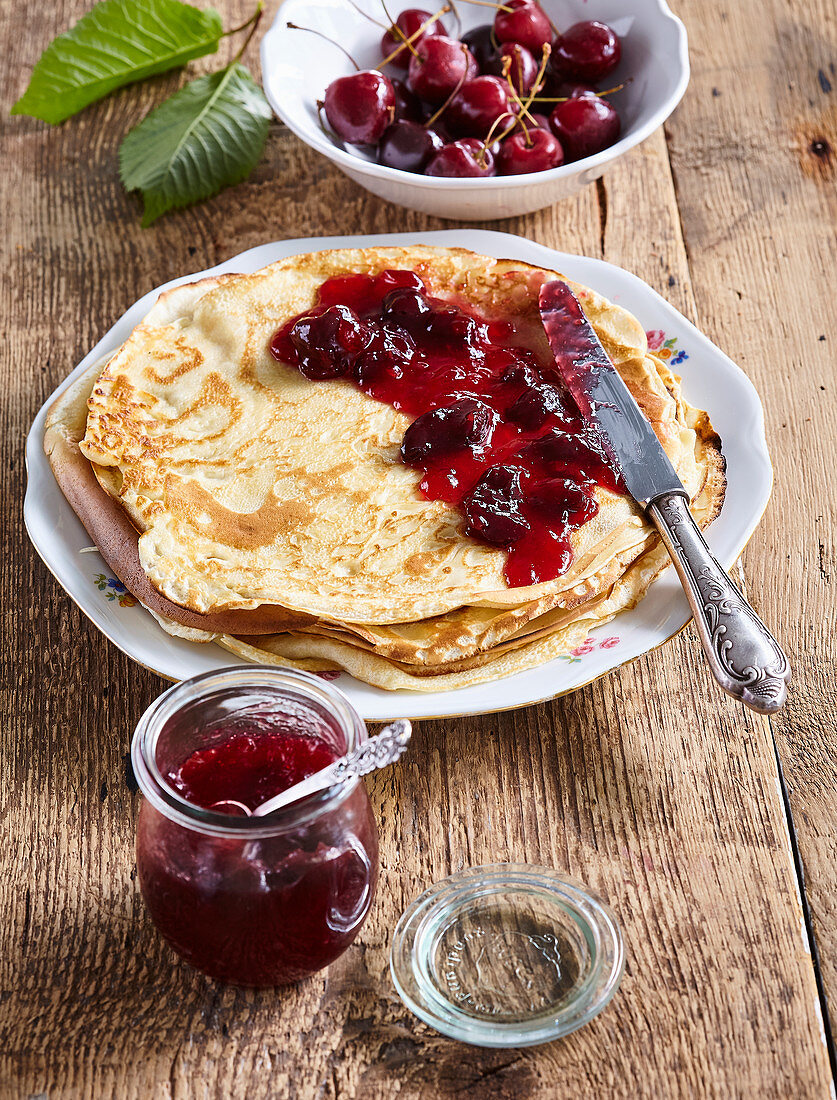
(324, 71, 396, 144)
(497, 128, 564, 174)
(392, 78, 423, 121)
(425, 138, 496, 177)
(447, 76, 512, 138)
(381, 9, 446, 68)
(486, 42, 539, 96)
(525, 111, 552, 130)
(493, 0, 552, 55)
(464, 465, 530, 545)
(378, 120, 445, 171)
(407, 36, 478, 105)
(548, 79, 598, 100)
(460, 24, 496, 70)
(551, 21, 621, 83)
(549, 93, 621, 161)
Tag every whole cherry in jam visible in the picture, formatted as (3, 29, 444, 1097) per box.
(529, 476, 599, 527)
(401, 397, 498, 465)
(269, 270, 625, 587)
(465, 465, 530, 546)
(508, 379, 569, 428)
(290, 304, 369, 378)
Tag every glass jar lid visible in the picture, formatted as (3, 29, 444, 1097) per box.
(390, 864, 624, 1048)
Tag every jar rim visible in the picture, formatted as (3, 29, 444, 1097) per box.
(131, 665, 368, 838)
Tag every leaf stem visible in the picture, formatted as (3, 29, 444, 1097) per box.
(222, 2, 263, 39)
(232, 3, 264, 64)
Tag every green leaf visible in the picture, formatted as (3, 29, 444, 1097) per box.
(12, 0, 223, 124)
(118, 62, 271, 225)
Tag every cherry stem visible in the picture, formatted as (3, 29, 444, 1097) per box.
(345, 0, 388, 27)
(287, 22, 361, 70)
(501, 57, 533, 143)
(448, 0, 463, 36)
(394, 24, 422, 60)
(376, 5, 450, 68)
(222, 1, 264, 39)
(529, 80, 628, 103)
(379, 0, 420, 57)
(454, 0, 514, 12)
(316, 100, 345, 148)
(491, 40, 550, 146)
(231, 3, 263, 64)
(423, 44, 471, 128)
(479, 109, 512, 164)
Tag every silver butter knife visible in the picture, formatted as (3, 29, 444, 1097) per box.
(538, 280, 790, 714)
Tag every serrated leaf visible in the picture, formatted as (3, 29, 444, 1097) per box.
(12, 0, 223, 124)
(118, 62, 271, 226)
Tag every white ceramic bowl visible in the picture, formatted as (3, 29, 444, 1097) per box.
(261, 0, 689, 220)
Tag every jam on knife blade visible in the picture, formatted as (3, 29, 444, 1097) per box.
(538, 279, 683, 505)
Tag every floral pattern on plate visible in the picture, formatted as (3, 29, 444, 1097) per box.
(560, 635, 621, 663)
(646, 329, 689, 366)
(94, 573, 137, 608)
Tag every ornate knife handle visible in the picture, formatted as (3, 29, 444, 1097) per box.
(646, 492, 790, 714)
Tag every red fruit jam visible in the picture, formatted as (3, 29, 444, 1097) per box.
(136, 693, 378, 987)
(168, 728, 337, 812)
(269, 270, 623, 587)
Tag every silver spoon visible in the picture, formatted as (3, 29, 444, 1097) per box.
(209, 719, 412, 818)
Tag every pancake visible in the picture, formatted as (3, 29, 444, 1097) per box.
(77, 246, 722, 626)
(44, 246, 726, 691)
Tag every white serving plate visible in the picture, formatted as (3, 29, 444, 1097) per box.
(260, 0, 689, 220)
(25, 230, 772, 721)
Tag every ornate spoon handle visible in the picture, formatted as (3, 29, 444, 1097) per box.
(646, 492, 790, 714)
(254, 719, 412, 817)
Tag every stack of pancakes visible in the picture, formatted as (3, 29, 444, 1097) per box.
(44, 246, 725, 691)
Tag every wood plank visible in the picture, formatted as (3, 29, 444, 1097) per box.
(663, 0, 837, 1048)
(0, 0, 832, 1095)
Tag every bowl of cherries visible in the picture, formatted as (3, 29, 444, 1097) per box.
(261, 0, 688, 220)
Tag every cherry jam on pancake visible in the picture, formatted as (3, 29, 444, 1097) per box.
(269, 270, 623, 587)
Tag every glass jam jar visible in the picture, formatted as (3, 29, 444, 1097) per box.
(131, 667, 378, 987)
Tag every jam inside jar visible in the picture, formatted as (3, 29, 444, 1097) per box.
(131, 668, 379, 987)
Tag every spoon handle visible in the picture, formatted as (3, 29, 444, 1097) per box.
(253, 719, 412, 817)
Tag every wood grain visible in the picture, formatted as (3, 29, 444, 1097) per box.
(0, 0, 834, 1096)
(665, 0, 837, 1049)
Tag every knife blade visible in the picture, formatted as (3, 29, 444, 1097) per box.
(538, 278, 681, 505)
(538, 278, 791, 714)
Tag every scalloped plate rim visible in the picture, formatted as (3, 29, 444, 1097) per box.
(24, 229, 773, 721)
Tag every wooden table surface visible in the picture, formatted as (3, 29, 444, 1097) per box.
(2, 0, 836, 1095)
